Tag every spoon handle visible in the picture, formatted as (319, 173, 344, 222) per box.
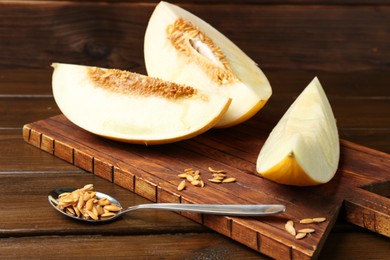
(123, 203, 285, 216)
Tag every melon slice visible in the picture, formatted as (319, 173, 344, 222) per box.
(256, 77, 339, 186)
(144, 1, 272, 128)
(51, 63, 231, 145)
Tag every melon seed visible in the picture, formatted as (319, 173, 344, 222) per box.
(82, 184, 94, 191)
(299, 218, 314, 224)
(208, 178, 222, 183)
(56, 184, 122, 221)
(285, 220, 296, 236)
(177, 173, 187, 178)
(101, 212, 116, 218)
(313, 217, 327, 223)
(295, 232, 307, 240)
(186, 174, 194, 182)
(208, 167, 225, 173)
(177, 180, 186, 191)
(222, 177, 236, 183)
(298, 228, 315, 234)
(104, 204, 121, 212)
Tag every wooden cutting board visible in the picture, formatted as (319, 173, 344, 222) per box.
(23, 114, 389, 259)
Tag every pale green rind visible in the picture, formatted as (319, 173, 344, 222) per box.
(257, 77, 339, 185)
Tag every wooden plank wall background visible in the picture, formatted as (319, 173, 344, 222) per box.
(0, 0, 389, 153)
(1, 0, 389, 72)
(0, 2, 388, 258)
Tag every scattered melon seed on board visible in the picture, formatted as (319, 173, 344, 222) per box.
(191, 180, 200, 186)
(208, 167, 225, 173)
(177, 180, 186, 191)
(285, 220, 296, 236)
(298, 228, 315, 234)
(177, 168, 206, 190)
(177, 173, 187, 178)
(144, 1, 272, 128)
(208, 178, 222, 183)
(300, 217, 327, 224)
(295, 233, 307, 240)
(176, 167, 238, 189)
(313, 217, 327, 223)
(300, 218, 315, 224)
(257, 77, 340, 186)
(222, 177, 237, 183)
(207, 167, 237, 184)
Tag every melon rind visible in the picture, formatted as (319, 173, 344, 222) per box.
(52, 63, 231, 145)
(256, 77, 339, 186)
(144, 1, 272, 128)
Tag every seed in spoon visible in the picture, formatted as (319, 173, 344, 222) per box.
(56, 184, 122, 221)
(104, 204, 121, 212)
(101, 212, 116, 218)
(98, 197, 111, 206)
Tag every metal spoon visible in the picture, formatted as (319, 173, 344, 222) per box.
(48, 188, 286, 223)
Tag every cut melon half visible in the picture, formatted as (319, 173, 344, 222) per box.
(51, 63, 231, 145)
(144, 1, 272, 128)
(256, 77, 339, 186)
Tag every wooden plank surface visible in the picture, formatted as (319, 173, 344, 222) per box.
(0, 234, 263, 259)
(1, 0, 389, 259)
(0, 231, 388, 259)
(0, 172, 207, 237)
(4, 0, 390, 4)
(0, 159, 388, 260)
(23, 114, 390, 258)
(0, 129, 81, 173)
(0, 3, 389, 72)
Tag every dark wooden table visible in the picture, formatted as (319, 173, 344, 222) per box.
(1, 1, 389, 259)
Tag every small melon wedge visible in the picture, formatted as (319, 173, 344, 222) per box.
(51, 63, 231, 145)
(144, 1, 272, 128)
(256, 77, 339, 186)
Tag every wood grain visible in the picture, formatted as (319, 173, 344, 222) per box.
(5, 0, 390, 4)
(0, 233, 263, 259)
(0, 136, 388, 259)
(0, 129, 81, 173)
(0, 98, 60, 127)
(0, 172, 207, 237)
(0, 3, 389, 72)
(1, 0, 389, 259)
(0, 231, 388, 259)
(320, 230, 390, 260)
(23, 114, 390, 258)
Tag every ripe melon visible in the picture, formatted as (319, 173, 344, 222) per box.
(144, 1, 272, 128)
(256, 77, 340, 186)
(51, 63, 231, 145)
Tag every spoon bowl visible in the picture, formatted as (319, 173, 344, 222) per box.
(49, 187, 286, 223)
(49, 187, 123, 222)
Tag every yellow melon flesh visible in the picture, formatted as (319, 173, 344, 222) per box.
(256, 77, 339, 186)
(144, 1, 272, 128)
(51, 63, 231, 145)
